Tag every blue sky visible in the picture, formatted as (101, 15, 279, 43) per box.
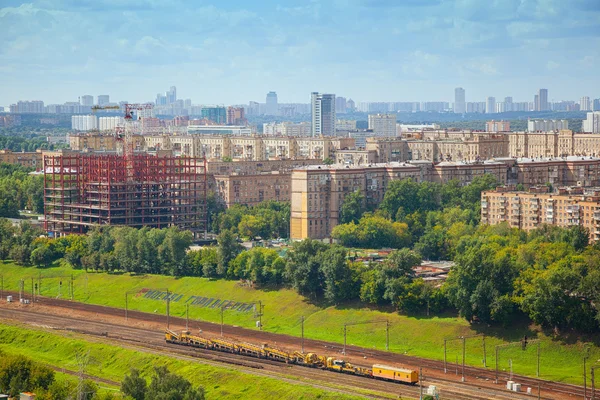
(0, 0, 599, 106)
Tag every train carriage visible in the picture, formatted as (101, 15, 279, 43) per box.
(372, 364, 419, 384)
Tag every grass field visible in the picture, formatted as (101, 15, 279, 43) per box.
(0, 322, 366, 400)
(1, 262, 597, 385)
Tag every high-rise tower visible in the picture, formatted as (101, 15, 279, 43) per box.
(311, 92, 336, 137)
(454, 88, 466, 114)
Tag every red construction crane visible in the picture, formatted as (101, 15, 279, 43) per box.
(115, 103, 153, 160)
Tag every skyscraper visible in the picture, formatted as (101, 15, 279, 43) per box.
(593, 99, 600, 111)
(583, 112, 600, 133)
(335, 97, 347, 114)
(311, 92, 336, 137)
(97, 95, 110, 106)
(80, 95, 94, 107)
(266, 91, 278, 115)
(167, 86, 177, 104)
(580, 96, 591, 111)
(454, 88, 466, 114)
(535, 89, 548, 111)
(504, 97, 513, 112)
(485, 97, 496, 114)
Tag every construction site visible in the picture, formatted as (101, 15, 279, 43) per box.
(44, 104, 207, 237)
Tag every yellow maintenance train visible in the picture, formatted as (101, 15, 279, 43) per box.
(164, 329, 418, 385)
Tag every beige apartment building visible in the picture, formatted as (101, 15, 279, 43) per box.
(481, 187, 600, 242)
(0, 150, 43, 169)
(214, 172, 291, 207)
(290, 163, 430, 240)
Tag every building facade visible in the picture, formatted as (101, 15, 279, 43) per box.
(368, 114, 397, 137)
(0, 150, 43, 169)
(454, 88, 466, 114)
(583, 112, 600, 133)
(486, 120, 511, 132)
(481, 187, 600, 241)
(311, 92, 336, 137)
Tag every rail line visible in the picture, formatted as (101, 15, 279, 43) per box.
(0, 295, 582, 399)
(0, 306, 540, 400)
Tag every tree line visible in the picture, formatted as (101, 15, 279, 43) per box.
(211, 200, 290, 240)
(0, 351, 204, 400)
(333, 175, 495, 258)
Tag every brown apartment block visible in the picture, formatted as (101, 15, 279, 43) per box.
(481, 187, 600, 242)
(0, 150, 43, 169)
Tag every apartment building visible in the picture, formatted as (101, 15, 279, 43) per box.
(0, 150, 43, 169)
(214, 172, 291, 207)
(481, 187, 600, 242)
(290, 162, 427, 240)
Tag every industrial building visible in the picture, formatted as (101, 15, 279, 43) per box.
(43, 152, 207, 237)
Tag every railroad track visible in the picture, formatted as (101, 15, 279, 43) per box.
(0, 306, 539, 400)
(1, 295, 581, 399)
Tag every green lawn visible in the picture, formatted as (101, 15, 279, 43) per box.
(0, 322, 366, 400)
(1, 262, 596, 385)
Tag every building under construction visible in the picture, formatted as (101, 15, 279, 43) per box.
(44, 152, 207, 237)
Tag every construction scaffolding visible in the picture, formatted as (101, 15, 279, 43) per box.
(44, 153, 207, 238)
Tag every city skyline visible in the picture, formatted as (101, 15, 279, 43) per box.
(1, 0, 599, 106)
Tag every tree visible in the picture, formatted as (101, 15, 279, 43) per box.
(144, 366, 204, 400)
(216, 229, 242, 276)
(319, 246, 356, 303)
(285, 239, 328, 298)
(323, 157, 334, 165)
(30, 244, 55, 267)
(379, 178, 420, 219)
(121, 368, 147, 400)
(339, 190, 365, 224)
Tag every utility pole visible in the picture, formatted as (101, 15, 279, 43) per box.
(166, 288, 170, 329)
(220, 305, 224, 337)
(31, 277, 34, 304)
(483, 335, 487, 368)
(301, 316, 305, 353)
(125, 293, 128, 321)
(584, 347, 590, 400)
(1, 275, 3, 299)
(386, 319, 389, 351)
(495, 345, 499, 384)
(71, 274, 74, 300)
(444, 339, 447, 373)
(419, 367, 423, 400)
(462, 336, 466, 382)
(19, 279, 24, 302)
(186, 303, 189, 332)
(343, 323, 347, 355)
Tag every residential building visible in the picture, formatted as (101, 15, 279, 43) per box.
(335, 97, 347, 114)
(10, 101, 45, 114)
(481, 187, 600, 241)
(454, 87, 466, 114)
(346, 99, 356, 112)
(167, 86, 177, 104)
(0, 150, 43, 169)
(535, 89, 549, 111)
(266, 91, 278, 116)
(97, 95, 110, 106)
(263, 122, 311, 136)
(71, 115, 98, 131)
(486, 97, 496, 114)
(226, 107, 246, 125)
(214, 172, 291, 207)
(581, 96, 592, 111)
(336, 120, 357, 131)
(583, 112, 600, 133)
(486, 120, 511, 132)
(368, 114, 397, 137)
(504, 97, 513, 112)
(80, 95, 94, 106)
(527, 119, 569, 132)
(188, 125, 252, 136)
(311, 92, 336, 137)
(290, 163, 428, 240)
(594, 99, 600, 112)
(98, 117, 124, 132)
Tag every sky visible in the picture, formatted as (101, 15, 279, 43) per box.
(1, 0, 599, 106)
